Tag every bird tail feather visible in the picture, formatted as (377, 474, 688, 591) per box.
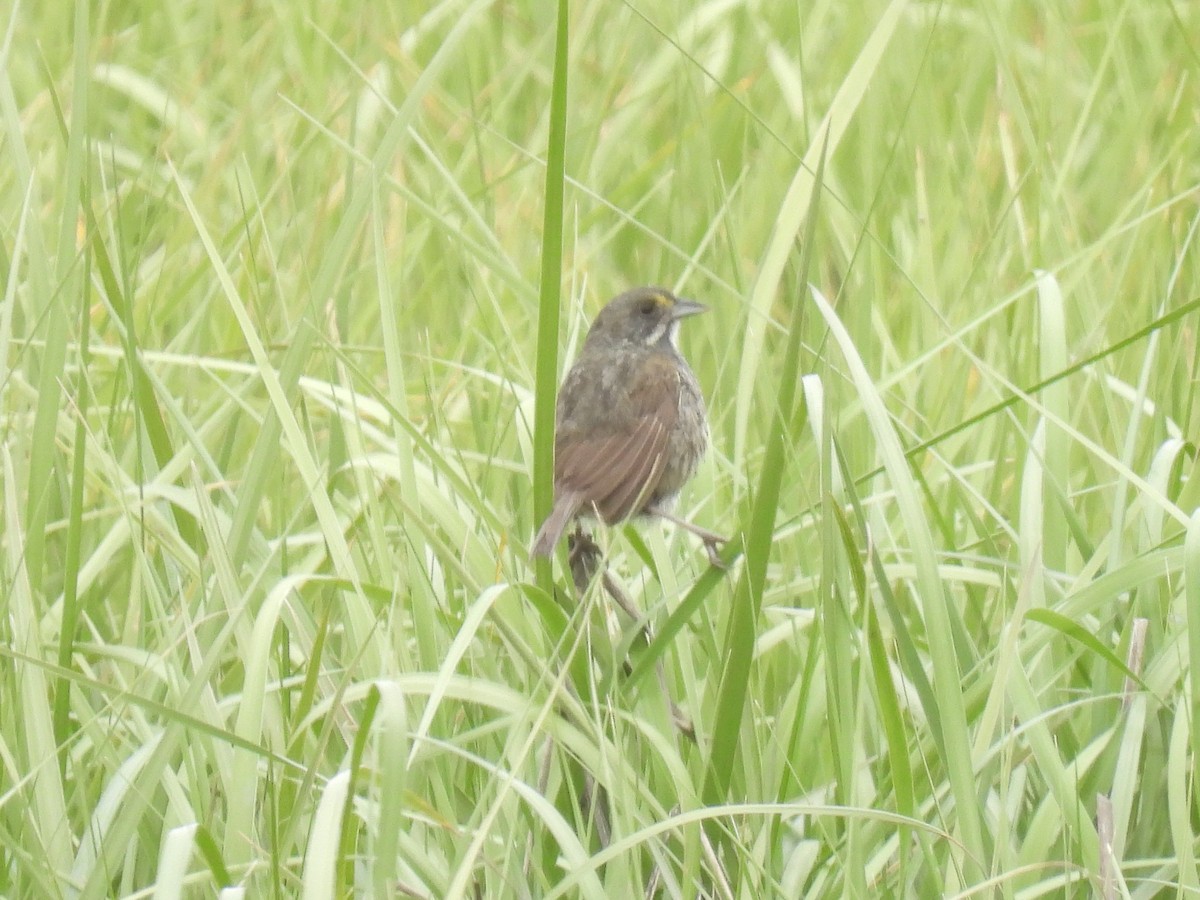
(531, 496, 581, 558)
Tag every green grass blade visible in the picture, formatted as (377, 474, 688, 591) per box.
(810, 286, 988, 882)
(533, 0, 570, 590)
(733, 0, 909, 462)
(702, 138, 825, 808)
(1186, 510, 1200, 764)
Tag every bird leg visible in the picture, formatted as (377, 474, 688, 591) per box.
(646, 505, 728, 569)
(568, 525, 644, 621)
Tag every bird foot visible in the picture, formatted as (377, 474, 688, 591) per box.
(567, 525, 605, 594)
(646, 504, 728, 569)
(702, 538, 727, 570)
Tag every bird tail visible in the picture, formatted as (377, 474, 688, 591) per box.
(531, 495, 581, 558)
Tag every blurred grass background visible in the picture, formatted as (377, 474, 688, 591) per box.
(2, 0, 1199, 896)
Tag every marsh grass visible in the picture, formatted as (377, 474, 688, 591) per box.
(2, 0, 1199, 896)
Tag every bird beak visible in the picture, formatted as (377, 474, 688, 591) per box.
(671, 298, 707, 319)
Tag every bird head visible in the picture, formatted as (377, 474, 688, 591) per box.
(585, 287, 707, 351)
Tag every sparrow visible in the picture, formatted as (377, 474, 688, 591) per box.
(532, 287, 724, 566)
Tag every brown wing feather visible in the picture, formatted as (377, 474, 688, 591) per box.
(592, 424, 667, 521)
(552, 353, 679, 524)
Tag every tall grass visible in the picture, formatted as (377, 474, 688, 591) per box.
(2, 0, 1199, 896)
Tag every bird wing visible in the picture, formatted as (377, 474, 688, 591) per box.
(553, 355, 679, 524)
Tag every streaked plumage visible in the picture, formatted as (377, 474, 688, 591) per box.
(532, 287, 718, 562)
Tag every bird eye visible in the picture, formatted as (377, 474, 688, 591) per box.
(639, 300, 657, 315)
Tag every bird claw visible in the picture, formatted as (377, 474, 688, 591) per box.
(703, 538, 727, 570)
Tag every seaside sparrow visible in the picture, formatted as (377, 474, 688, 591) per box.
(531, 287, 725, 566)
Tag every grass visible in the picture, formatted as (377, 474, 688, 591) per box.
(2, 0, 1199, 896)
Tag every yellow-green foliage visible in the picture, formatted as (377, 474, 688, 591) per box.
(2, 0, 1198, 896)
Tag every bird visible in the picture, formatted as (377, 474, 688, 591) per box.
(531, 286, 725, 567)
